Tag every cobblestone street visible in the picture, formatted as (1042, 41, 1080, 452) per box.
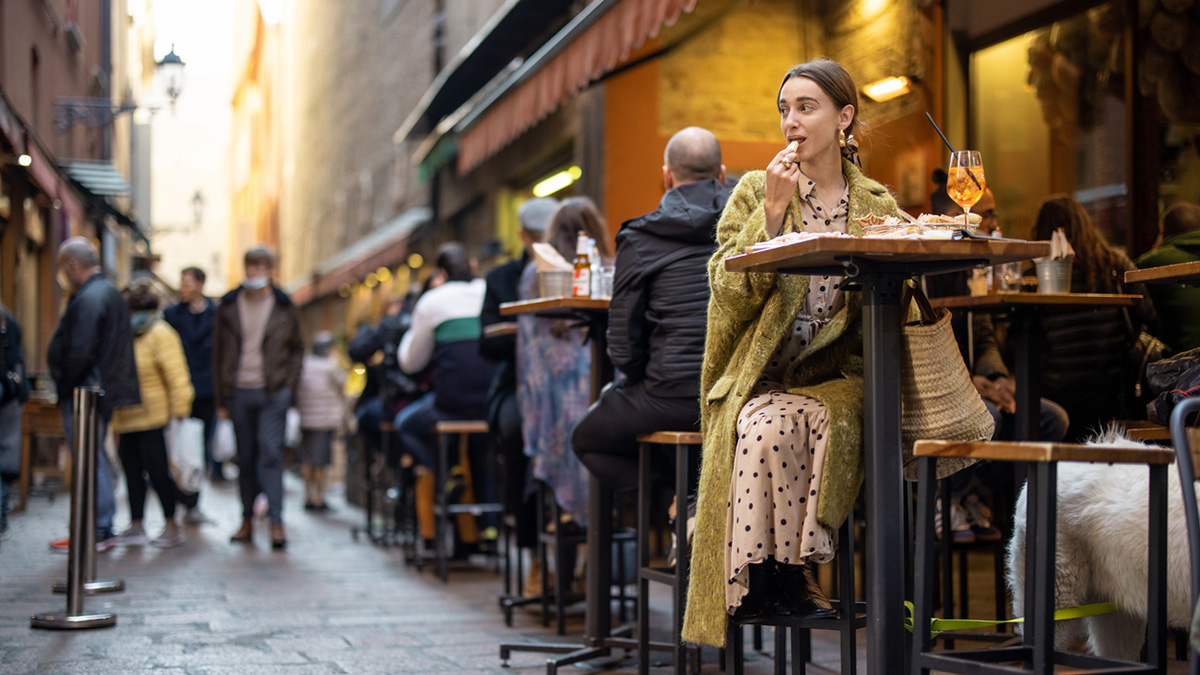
(0, 472, 866, 674)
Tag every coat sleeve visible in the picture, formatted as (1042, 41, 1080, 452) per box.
(59, 295, 104, 393)
(211, 306, 227, 409)
(707, 173, 778, 324)
(157, 325, 195, 419)
(284, 303, 305, 395)
(479, 271, 513, 363)
(971, 313, 1010, 379)
(398, 295, 435, 374)
(606, 234, 649, 381)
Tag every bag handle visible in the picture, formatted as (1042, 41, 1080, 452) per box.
(901, 280, 938, 326)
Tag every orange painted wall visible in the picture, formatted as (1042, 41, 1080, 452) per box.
(604, 66, 790, 239)
(604, 57, 663, 239)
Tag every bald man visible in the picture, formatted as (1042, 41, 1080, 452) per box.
(47, 237, 141, 551)
(571, 126, 728, 494)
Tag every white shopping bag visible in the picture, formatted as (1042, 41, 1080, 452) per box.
(285, 408, 302, 449)
(213, 418, 237, 463)
(166, 418, 205, 494)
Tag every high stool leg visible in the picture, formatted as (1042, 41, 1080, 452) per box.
(637, 442, 652, 675)
(774, 627, 787, 675)
(435, 429, 450, 582)
(1029, 462, 1057, 672)
(674, 440, 691, 675)
(837, 514, 856, 675)
(912, 457, 938, 675)
(725, 620, 744, 675)
(938, 478, 955, 651)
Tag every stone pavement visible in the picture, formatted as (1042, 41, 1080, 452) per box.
(0, 472, 867, 674)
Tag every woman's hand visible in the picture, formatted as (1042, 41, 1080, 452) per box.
(764, 141, 800, 237)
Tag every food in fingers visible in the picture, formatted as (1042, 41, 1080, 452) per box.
(781, 140, 799, 169)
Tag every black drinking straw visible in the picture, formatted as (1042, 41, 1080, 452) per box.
(925, 112, 981, 190)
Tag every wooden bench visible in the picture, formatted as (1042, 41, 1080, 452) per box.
(911, 440, 1174, 675)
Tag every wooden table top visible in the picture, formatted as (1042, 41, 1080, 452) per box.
(1125, 260, 1200, 285)
(499, 297, 611, 315)
(482, 321, 518, 338)
(724, 237, 1051, 273)
(914, 439, 1175, 465)
(928, 292, 1142, 310)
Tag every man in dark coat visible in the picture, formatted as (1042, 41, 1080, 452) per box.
(164, 266, 221, 493)
(213, 245, 304, 549)
(479, 197, 557, 555)
(47, 237, 141, 549)
(571, 126, 729, 492)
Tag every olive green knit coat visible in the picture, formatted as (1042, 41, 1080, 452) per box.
(681, 160, 899, 648)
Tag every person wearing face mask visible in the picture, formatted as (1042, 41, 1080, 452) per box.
(682, 59, 902, 647)
(46, 237, 142, 553)
(213, 245, 304, 550)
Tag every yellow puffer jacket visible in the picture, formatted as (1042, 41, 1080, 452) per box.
(112, 318, 194, 433)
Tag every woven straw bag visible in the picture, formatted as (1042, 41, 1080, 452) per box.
(899, 282, 994, 481)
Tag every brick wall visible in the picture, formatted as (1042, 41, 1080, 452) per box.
(282, 0, 435, 285)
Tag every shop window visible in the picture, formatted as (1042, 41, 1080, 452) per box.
(971, 2, 1128, 244)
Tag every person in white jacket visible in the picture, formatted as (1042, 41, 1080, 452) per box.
(296, 332, 346, 511)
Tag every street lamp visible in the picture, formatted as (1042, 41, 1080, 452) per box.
(54, 45, 187, 131)
(158, 45, 186, 108)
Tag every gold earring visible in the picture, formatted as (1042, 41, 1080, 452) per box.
(838, 129, 847, 148)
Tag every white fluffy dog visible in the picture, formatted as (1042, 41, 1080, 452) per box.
(1005, 430, 1194, 659)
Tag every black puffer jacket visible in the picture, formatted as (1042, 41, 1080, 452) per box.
(608, 178, 729, 399)
(1037, 260, 1153, 441)
(47, 273, 141, 415)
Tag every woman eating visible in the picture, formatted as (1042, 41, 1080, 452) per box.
(682, 58, 901, 647)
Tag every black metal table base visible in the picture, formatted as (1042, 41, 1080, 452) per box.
(500, 627, 678, 674)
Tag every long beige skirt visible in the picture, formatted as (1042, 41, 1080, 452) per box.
(725, 381, 835, 613)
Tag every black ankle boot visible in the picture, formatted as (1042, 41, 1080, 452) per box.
(777, 561, 836, 619)
(729, 560, 780, 622)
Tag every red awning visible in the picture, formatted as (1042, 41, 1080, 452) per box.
(456, 0, 697, 175)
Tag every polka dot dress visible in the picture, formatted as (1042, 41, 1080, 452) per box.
(724, 174, 849, 615)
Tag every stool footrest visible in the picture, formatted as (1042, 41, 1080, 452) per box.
(913, 440, 1174, 465)
(434, 503, 505, 516)
(638, 567, 677, 586)
(916, 646, 1157, 674)
(434, 420, 489, 434)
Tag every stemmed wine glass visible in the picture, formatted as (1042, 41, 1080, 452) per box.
(947, 151, 986, 230)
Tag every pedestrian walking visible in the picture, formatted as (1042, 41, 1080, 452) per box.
(46, 237, 141, 553)
(0, 300, 30, 534)
(163, 266, 223, 487)
(296, 332, 345, 511)
(111, 281, 194, 548)
(213, 245, 304, 550)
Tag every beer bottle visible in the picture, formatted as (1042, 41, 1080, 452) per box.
(572, 232, 591, 298)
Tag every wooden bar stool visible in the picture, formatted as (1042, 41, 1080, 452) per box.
(352, 420, 396, 546)
(912, 439, 1172, 675)
(636, 431, 702, 675)
(432, 419, 503, 582)
(723, 513, 865, 675)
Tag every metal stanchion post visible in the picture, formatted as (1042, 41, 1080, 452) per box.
(32, 387, 117, 629)
(52, 389, 124, 595)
